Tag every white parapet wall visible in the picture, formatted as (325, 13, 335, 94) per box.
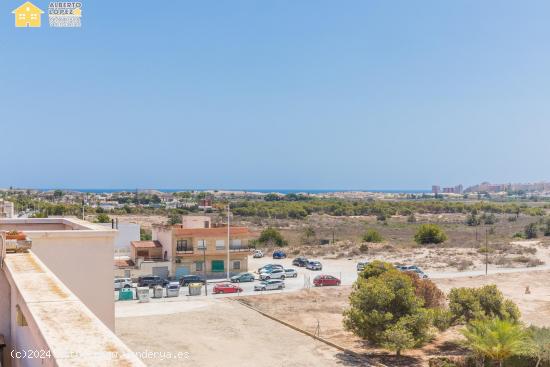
(0, 251, 145, 367)
(0, 218, 117, 330)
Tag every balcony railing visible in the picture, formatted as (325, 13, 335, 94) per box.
(176, 247, 194, 254)
(229, 246, 249, 252)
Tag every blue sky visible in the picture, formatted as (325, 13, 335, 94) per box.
(1, 1, 550, 190)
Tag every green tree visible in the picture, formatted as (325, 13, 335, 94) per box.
(301, 226, 316, 245)
(168, 213, 182, 225)
(448, 285, 520, 324)
(461, 318, 533, 367)
(96, 213, 111, 223)
(529, 326, 550, 367)
(465, 213, 480, 226)
(524, 223, 538, 239)
(140, 228, 152, 241)
(381, 323, 416, 356)
(258, 227, 288, 247)
(359, 260, 395, 280)
(414, 224, 447, 244)
(343, 263, 432, 346)
(362, 229, 383, 243)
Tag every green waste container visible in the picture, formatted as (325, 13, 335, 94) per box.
(119, 288, 134, 301)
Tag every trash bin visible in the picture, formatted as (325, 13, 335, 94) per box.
(166, 282, 180, 297)
(188, 283, 202, 296)
(119, 288, 134, 301)
(153, 285, 164, 298)
(137, 287, 150, 303)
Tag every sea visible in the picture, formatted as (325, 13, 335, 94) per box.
(38, 188, 431, 194)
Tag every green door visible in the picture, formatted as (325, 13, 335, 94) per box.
(211, 260, 224, 272)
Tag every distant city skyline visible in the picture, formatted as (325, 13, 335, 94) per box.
(2, 1, 550, 189)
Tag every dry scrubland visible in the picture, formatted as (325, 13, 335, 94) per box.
(239, 269, 550, 366)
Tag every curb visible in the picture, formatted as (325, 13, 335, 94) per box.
(233, 299, 389, 367)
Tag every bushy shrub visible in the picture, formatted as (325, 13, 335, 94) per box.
(405, 272, 446, 308)
(344, 263, 432, 346)
(431, 308, 453, 332)
(258, 227, 288, 247)
(448, 285, 520, 324)
(525, 223, 539, 239)
(414, 224, 448, 244)
(362, 229, 383, 243)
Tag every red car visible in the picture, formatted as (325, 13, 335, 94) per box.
(213, 283, 243, 294)
(313, 275, 341, 287)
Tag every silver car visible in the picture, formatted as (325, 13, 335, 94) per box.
(254, 279, 285, 291)
(260, 268, 286, 280)
(284, 268, 298, 278)
(114, 278, 132, 290)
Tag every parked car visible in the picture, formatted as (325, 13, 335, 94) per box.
(137, 275, 169, 288)
(114, 278, 132, 290)
(398, 265, 421, 272)
(356, 261, 369, 272)
(230, 272, 255, 283)
(272, 250, 287, 259)
(254, 279, 285, 291)
(257, 264, 284, 274)
(284, 268, 298, 278)
(292, 257, 309, 267)
(260, 268, 286, 280)
(313, 275, 341, 287)
(252, 250, 264, 258)
(306, 261, 323, 271)
(179, 275, 206, 286)
(213, 283, 243, 294)
(407, 269, 428, 278)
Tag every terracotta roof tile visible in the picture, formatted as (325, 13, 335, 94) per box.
(130, 240, 162, 248)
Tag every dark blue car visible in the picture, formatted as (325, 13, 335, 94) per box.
(272, 250, 287, 259)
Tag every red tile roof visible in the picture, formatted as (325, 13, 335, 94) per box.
(131, 240, 162, 248)
(114, 259, 135, 268)
(173, 226, 250, 238)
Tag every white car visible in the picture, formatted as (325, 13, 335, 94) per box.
(284, 268, 298, 278)
(114, 278, 132, 290)
(253, 250, 264, 258)
(260, 268, 286, 280)
(254, 279, 285, 291)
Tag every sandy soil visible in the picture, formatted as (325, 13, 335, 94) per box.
(238, 269, 550, 366)
(116, 298, 349, 367)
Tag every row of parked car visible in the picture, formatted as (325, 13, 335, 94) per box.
(356, 261, 428, 278)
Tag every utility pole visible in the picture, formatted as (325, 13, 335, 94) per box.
(203, 245, 208, 296)
(485, 228, 489, 275)
(226, 204, 230, 281)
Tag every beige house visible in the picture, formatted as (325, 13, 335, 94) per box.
(152, 216, 251, 279)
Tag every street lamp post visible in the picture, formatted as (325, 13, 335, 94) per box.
(226, 204, 230, 281)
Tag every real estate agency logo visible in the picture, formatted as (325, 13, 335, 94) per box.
(11, 1, 83, 28)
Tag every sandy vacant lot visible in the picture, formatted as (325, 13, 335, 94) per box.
(116, 298, 352, 367)
(239, 269, 550, 366)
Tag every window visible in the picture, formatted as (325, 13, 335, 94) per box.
(233, 261, 241, 270)
(195, 261, 204, 272)
(197, 240, 206, 250)
(230, 239, 242, 249)
(176, 240, 189, 252)
(216, 240, 224, 250)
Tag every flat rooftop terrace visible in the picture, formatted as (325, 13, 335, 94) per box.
(0, 217, 115, 234)
(3, 252, 144, 366)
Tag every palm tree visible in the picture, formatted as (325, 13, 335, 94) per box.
(461, 318, 533, 367)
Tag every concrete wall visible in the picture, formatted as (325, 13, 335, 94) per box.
(0, 271, 11, 367)
(99, 222, 140, 249)
(29, 232, 115, 330)
(152, 226, 173, 259)
(0, 218, 116, 330)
